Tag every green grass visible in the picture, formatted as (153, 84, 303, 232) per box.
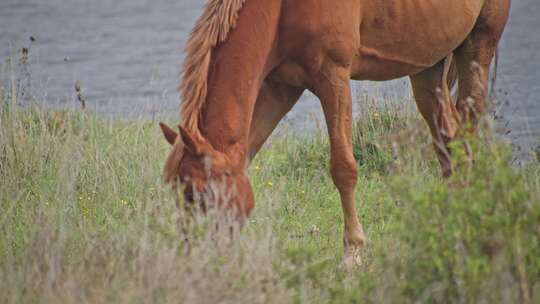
(1, 87, 540, 303)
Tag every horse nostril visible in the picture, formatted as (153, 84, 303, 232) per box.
(184, 188, 194, 203)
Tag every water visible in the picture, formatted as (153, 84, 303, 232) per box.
(1, 0, 539, 147)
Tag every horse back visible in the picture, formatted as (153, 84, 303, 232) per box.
(275, 0, 490, 82)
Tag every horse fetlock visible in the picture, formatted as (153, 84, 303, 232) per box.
(344, 225, 366, 248)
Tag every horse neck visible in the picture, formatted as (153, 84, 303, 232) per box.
(199, 0, 282, 169)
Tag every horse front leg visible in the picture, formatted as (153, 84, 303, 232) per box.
(312, 66, 365, 269)
(247, 79, 304, 162)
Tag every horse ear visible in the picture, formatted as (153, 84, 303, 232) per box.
(159, 122, 178, 145)
(178, 126, 231, 170)
(178, 125, 206, 156)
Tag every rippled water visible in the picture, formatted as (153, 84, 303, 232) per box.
(1, 0, 539, 147)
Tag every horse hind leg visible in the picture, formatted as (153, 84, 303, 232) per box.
(454, 0, 510, 131)
(410, 56, 460, 177)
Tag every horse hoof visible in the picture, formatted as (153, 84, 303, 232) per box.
(340, 252, 362, 271)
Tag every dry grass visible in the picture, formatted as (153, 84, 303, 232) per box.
(1, 50, 540, 303)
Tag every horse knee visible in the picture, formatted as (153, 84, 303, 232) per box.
(330, 157, 358, 191)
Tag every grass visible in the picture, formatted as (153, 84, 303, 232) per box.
(1, 70, 540, 303)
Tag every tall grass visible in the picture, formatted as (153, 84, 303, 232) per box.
(1, 63, 540, 302)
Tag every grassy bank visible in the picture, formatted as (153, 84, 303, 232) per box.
(1, 88, 540, 303)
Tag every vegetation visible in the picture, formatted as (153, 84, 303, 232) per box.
(1, 60, 540, 303)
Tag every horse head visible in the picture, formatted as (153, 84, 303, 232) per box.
(159, 123, 254, 218)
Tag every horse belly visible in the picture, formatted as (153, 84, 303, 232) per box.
(351, 0, 484, 81)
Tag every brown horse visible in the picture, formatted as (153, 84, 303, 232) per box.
(160, 0, 510, 267)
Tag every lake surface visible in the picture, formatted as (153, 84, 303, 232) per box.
(1, 0, 539, 149)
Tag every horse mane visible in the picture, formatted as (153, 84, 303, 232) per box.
(179, 0, 247, 134)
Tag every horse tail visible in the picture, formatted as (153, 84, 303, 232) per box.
(445, 53, 458, 92)
(443, 53, 459, 104)
(490, 48, 499, 98)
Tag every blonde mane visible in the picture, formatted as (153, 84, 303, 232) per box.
(180, 0, 247, 133)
